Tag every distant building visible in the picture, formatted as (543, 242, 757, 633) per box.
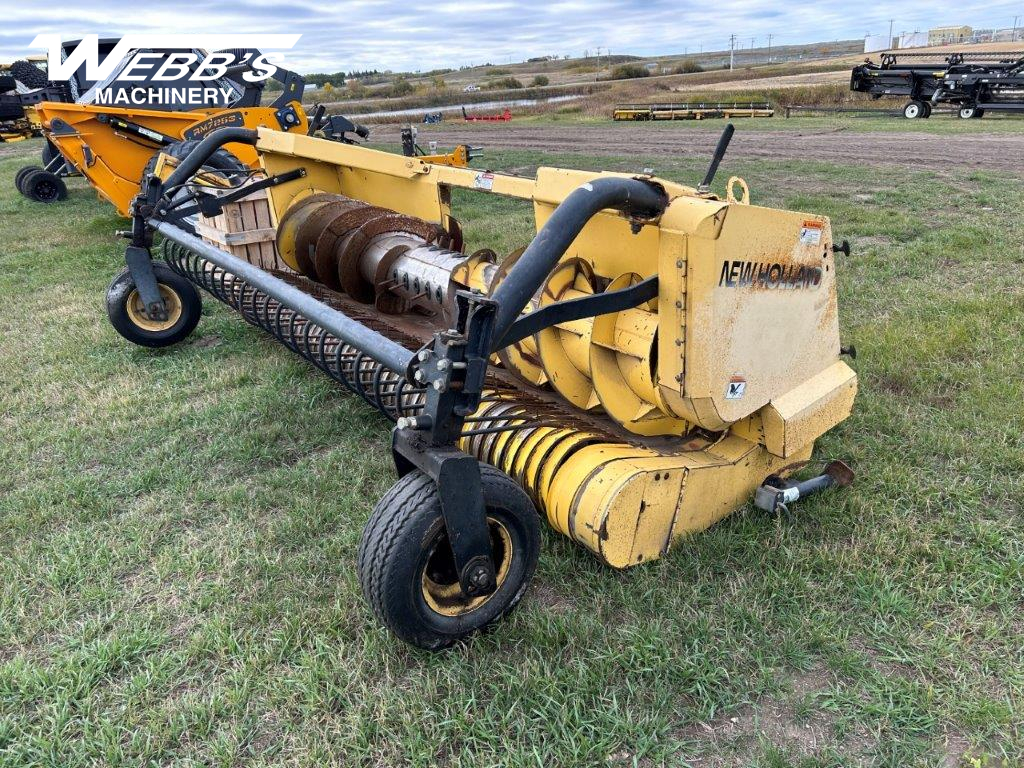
(928, 25, 973, 45)
(864, 35, 892, 53)
(462, 84, 480, 92)
(644, 62, 659, 70)
(897, 32, 929, 49)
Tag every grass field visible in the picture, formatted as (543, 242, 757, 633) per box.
(0, 124, 1022, 767)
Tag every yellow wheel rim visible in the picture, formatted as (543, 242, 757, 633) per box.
(125, 284, 183, 332)
(421, 517, 513, 618)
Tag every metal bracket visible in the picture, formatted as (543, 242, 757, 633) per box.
(389, 290, 502, 598)
(159, 168, 306, 222)
(124, 245, 165, 321)
(392, 428, 496, 598)
(275, 104, 301, 132)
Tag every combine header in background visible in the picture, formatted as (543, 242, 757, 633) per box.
(850, 50, 1024, 118)
(613, 102, 774, 121)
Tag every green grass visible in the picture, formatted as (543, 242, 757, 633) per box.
(0, 135, 1022, 767)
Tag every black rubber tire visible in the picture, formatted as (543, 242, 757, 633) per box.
(973, 108, 985, 119)
(106, 263, 202, 348)
(142, 138, 247, 183)
(903, 100, 925, 119)
(921, 102, 932, 118)
(215, 48, 261, 92)
(358, 465, 541, 650)
(15, 165, 41, 194)
(21, 169, 67, 202)
(9, 60, 47, 90)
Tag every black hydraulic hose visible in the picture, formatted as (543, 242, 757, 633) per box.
(159, 127, 259, 194)
(489, 177, 667, 349)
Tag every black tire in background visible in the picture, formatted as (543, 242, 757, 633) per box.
(9, 60, 48, 90)
(106, 263, 202, 348)
(142, 139, 247, 185)
(15, 165, 42, 194)
(903, 101, 924, 119)
(20, 169, 67, 203)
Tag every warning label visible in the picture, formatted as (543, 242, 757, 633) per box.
(725, 376, 747, 400)
(799, 220, 823, 246)
(473, 172, 495, 191)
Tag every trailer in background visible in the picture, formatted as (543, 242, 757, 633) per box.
(850, 51, 1024, 118)
(936, 59, 1024, 118)
(612, 102, 774, 121)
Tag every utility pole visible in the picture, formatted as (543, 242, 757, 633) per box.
(888, 19, 895, 47)
(1014, 16, 1020, 42)
(729, 34, 736, 70)
(767, 34, 773, 63)
(750, 36, 756, 63)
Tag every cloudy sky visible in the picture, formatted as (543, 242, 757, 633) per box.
(3, 1, 1022, 74)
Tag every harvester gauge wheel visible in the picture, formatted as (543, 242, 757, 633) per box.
(21, 169, 67, 203)
(903, 101, 924, 119)
(15, 165, 42, 194)
(358, 465, 540, 649)
(959, 105, 979, 120)
(922, 102, 932, 118)
(106, 263, 201, 348)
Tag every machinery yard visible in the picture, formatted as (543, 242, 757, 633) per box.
(1, 109, 1021, 766)
(374, 117, 1024, 172)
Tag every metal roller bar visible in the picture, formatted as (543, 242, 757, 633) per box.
(154, 221, 415, 375)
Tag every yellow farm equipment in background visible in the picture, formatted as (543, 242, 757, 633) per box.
(101, 122, 857, 649)
(12, 44, 473, 212)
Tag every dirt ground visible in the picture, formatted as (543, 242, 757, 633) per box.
(672, 69, 849, 93)
(383, 123, 1024, 173)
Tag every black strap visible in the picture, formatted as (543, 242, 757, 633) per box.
(495, 275, 658, 351)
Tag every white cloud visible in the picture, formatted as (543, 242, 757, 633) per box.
(2, 0, 1020, 73)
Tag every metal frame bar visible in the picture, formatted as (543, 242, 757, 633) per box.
(154, 221, 414, 374)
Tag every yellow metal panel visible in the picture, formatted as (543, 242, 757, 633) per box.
(761, 361, 858, 458)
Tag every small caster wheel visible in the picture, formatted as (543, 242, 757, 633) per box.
(106, 262, 202, 348)
(921, 102, 932, 118)
(15, 165, 42, 195)
(959, 105, 983, 120)
(358, 464, 541, 650)
(21, 169, 67, 203)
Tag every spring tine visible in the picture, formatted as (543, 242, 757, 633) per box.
(459, 421, 557, 437)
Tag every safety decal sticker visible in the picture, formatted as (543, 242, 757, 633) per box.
(473, 171, 495, 191)
(799, 220, 823, 246)
(725, 375, 747, 400)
